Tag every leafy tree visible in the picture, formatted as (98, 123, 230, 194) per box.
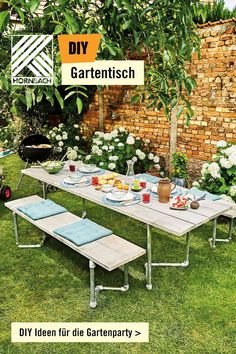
(0, 0, 201, 170)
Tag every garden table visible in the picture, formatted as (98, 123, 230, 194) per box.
(20, 164, 231, 290)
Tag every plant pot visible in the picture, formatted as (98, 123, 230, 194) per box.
(172, 177, 185, 187)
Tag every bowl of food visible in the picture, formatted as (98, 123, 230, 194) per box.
(111, 189, 127, 200)
(84, 164, 97, 172)
(41, 161, 64, 174)
(102, 184, 113, 193)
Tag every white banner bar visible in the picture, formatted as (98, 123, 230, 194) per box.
(11, 322, 149, 343)
(61, 60, 144, 85)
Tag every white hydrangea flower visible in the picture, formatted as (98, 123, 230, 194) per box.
(51, 132, 56, 138)
(75, 136, 80, 141)
(115, 138, 120, 142)
(148, 153, 154, 160)
(109, 146, 115, 151)
(155, 164, 161, 170)
(229, 185, 236, 197)
(216, 140, 227, 148)
(192, 181, 200, 187)
(136, 137, 141, 140)
(229, 153, 236, 166)
(49, 130, 53, 134)
(201, 163, 209, 175)
(139, 153, 146, 160)
(136, 149, 142, 156)
(58, 141, 64, 147)
(110, 129, 118, 138)
(104, 133, 112, 141)
(118, 142, 124, 147)
(95, 131, 104, 138)
(220, 194, 234, 202)
(85, 154, 92, 160)
(67, 147, 72, 152)
(59, 123, 64, 128)
(102, 145, 108, 151)
(126, 135, 135, 145)
(119, 127, 125, 133)
(74, 124, 79, 128)
(67, 150, 77, 161)
(108, 163, 116, 170)
(153, 156, 160, 163)
(145, 139, 150, 144)
(73, 146, 79, 151)
(208, 162, 221, 179)
(99, 162, 104, 166)
(53, 127, 58, 131)
(223, 145, 236, 157)
(96, 149, 103, 156)
(113, 156, 118, 161)
(57, 147, 62, 152)
(220, 157, 232, 169)
(132, 156, 138, 163)
(56, 135, 62, 141)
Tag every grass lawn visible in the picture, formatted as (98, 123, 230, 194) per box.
(0, 155, 235, 354)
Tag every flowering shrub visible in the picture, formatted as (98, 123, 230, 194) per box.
(194, 140, 236, 202)
(85, 127, 161, 174)
(45, 122, 86, 160)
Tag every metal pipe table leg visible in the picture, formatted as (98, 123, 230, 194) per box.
(151, 232, 191, 267)
(82, 198, 87, 219)
(42, 182, 47, 199)
(229, 218, 234, 241)
(16, 161, 28, 190)
(145, 224, 152, 290)
(89, 260, 97, 308)
(123, 263, 129, 290)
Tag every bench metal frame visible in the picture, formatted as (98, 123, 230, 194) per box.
(89, 261, 129, 308)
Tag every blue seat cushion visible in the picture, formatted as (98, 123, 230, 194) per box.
(188, 187, 220, 201)
(53, 218, 113, 246)
(17, 199, 67, 220)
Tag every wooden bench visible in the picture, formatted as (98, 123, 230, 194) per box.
(5, 195, 146, 308)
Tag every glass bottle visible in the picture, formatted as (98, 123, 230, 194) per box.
(125, 160, 135, 188)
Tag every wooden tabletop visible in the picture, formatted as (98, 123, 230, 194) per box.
(21, 166, 232, 237)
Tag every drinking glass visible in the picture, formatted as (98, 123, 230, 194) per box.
(69, 163, 75, 172)
(92, 176, 99, 186)
(140, 177, 147, 189)
(142, 192, 150, 204)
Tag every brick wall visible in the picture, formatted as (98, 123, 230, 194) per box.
(81, 20, 236, 162)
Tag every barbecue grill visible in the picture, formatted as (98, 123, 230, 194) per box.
(18, 134, 52, 163)
(17, 134, 52, 190)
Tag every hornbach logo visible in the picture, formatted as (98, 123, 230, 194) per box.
(58, 34, 144, 86)
(11, 35, 53, 85)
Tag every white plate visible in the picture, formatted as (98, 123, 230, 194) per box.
(63, 176, 87, 185)
(79, 166, 100, 173)
(106, 192, 134, 202)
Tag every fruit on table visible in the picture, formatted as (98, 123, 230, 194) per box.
(171, 195, 188, 208)
(190, 200, 200, 209)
